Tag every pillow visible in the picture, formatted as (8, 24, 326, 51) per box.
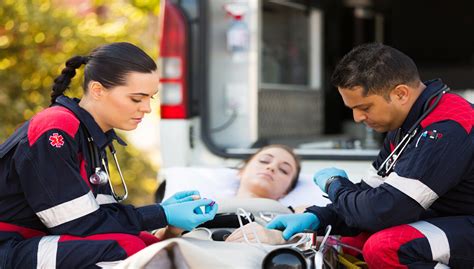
(162, 166, 330, 207)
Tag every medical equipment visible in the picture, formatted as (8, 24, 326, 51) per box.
(198, 212, 255, 229)
(211, 229, 233, 241)
(194, 207, 310, 245)
(233, 207, 321, 268)
(187, 227, 233, 241)
(377, 85, 449, 177)
(262, 225, 332, 269)
(54, 95, 128, 202)
(87, 135, 128, 202)
(262, 247, 315, 269)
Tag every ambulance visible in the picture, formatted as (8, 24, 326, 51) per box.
(157, 0, 474, 177)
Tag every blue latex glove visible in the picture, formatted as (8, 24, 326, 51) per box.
(266, 213, 320, 240)
(163, 198, 218, 231)
(313, 167, 348, 193)
(161, 190, 200, 206)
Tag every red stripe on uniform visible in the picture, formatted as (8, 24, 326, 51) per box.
(363, 224, 425, 269)
(390, 142, 395, 152)
(77, 152, 91, 189)
(138, 231, 161, 246)
(0, 221, 46, 239)
(340, 232, 371, 257)
(58, 233, 147, 257)
(421, 93, 473, 133)
(28, 106, 80, 146)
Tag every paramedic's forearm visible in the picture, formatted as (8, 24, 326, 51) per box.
(305, 204, 361, 236)
(325, 178, 424, 231)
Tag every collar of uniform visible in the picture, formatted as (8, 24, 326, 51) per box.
(54, 95, 127, 148)
(106, 130, 127, 147)
(400, 78, 446, 133)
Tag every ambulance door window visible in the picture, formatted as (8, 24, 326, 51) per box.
(261, 0, 309, 86)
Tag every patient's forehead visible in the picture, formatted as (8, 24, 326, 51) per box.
(255, 148, 296, 168)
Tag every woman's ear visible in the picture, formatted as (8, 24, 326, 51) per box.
(88, 81, 105, 100)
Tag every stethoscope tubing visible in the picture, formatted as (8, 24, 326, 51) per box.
(103, 144, 128, 202)
(87, 131, 128, 202)
(377, 86, 449, 177)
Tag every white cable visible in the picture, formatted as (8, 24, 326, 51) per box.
(314, 225, 332, 269)
(259, 211, 277, 222)
(275, 233, 311, 248)
(236, 208, 262, 245)
(192, 227, 213, 240)
(236, 208, 311, 249)
(318, 225, 332, 252)
(315, 250, 324, 269)
(190, 210, 311, 249)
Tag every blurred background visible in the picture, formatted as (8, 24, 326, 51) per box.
(0, 0, 162, 205)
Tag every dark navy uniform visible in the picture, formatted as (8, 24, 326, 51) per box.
(307, 79, 474, 268)
(0, 96, 166, 268)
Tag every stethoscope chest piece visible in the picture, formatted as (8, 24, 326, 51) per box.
(87, 135, 128, 202)
(89, 167, 109, 185)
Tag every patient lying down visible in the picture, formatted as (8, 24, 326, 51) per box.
(155, 145, 308, 240)
(235, 144, 301, 200)
(155, 197, 296, 243)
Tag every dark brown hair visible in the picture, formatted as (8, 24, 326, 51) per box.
(51, 42, 157, 103)
(331, 43, 420, 99)
(240, 144, 301, 194)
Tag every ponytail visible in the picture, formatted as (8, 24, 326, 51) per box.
(51, 42, 157, 104)
(51, 55, 89, 104)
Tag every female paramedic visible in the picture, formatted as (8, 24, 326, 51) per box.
(0, 42, 218, 268)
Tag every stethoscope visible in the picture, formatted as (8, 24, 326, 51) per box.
(87, 134, 128, 202)
(53, 96, 128, 201)
(377, 85, 450, 177)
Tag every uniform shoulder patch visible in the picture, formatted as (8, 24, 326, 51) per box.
(28, 106, 80, 146)
(49, 133, 65, 148)
(421, 93, 473, 133)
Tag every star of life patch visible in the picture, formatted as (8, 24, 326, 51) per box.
(49, 133, 65, 148)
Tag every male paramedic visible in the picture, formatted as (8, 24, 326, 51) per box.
(267, 43, 474, 268)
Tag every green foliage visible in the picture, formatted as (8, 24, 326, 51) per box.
(0, 0, 160, 205)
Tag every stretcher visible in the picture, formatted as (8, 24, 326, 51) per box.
(97, 198, 364, 269)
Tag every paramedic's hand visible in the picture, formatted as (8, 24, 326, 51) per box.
(163, 198, 218, 231)
(313, 167, 348, 193)
(266, 213, 319, 241)
(161, 190, 201, 206)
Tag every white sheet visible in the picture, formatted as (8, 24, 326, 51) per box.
(102, 237, 271, 269)
(162, 166, 330, 207)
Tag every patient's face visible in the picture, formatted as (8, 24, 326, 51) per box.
(238, 147, 297, 200)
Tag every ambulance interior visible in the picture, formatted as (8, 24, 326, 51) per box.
(160, 0, 474, 163)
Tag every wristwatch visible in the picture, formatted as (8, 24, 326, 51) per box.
(324, 176, 341, 193)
